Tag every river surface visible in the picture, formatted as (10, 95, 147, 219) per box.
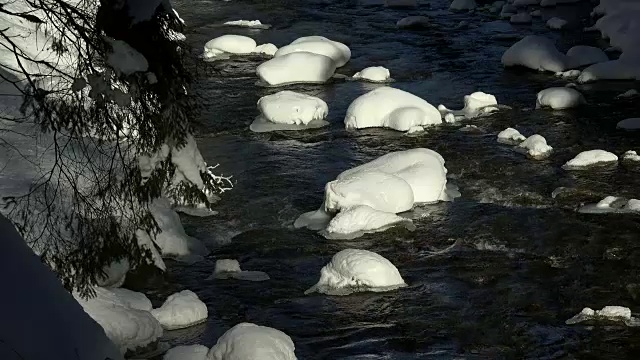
(146, 0, 640, 358)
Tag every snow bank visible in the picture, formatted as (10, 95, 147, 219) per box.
(623, 150, 640, 163)
(438, 91, 498, 120)
(517, 135, 553, 160)
(510, 13, 532, 24)
(208, 323, 297, 360)
(385, 0, 417, 7)
(164, 345, 209, 360)
(497, 127, 526, 145)
(536, 87, 585, 109)
(275, 36, 350, 67)
(562, 150, 618, 170)
(566, 45, 608, 68)
(352, 66, 392, 82)
(578, 196, 640, 214)
(397, 16, 430, 29)
(250, 91, 329, 132)
(107, 39, 149, 75)
(204, 35, 257, 59)
(208, 259, 270, 281)
(257, 52, 337, 86)
(617, 118, 640, 130)
(305, 249, 406, 295)
(151, 290, 208, 330)
(322, 205, 415, 240)
(150, 198, 208, 262)
(450, 0, 477, 11)
(502, 35, 568, 72)
(566, 306, 638, 326)
(344, 87, 441, 131)
(76, 287, 163, 354)
(546, 17, 568, 30)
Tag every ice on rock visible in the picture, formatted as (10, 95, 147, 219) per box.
(438, 91, 499, 120)
(517, 134, 553, 160)
(257, 52, 337, 86)
(623, 150, 640, 163)
(617, 89, 639, 98)
(344, 87, 442, 131)
(397, 16, 430, 29)
(546, 17, 568, 29)
(450, 0, 477, 11)
(164, 345, 209, 360)
(151, 290, 208, 330)
(562, 150, 618, 170)
(305, 249, 407, 295)
(566, 45, 608, 68)
(536, 87, 585, 109)
(106, 39, 149, 75)
(253, 43, 278, 56)
(204, 35, 257, 59)
(322, 205, 415, 240)
(385, 0, 417, 8)
(208, 324, 296, 360)
(502, 35, 568, 72)
(109, 288, 153, 311)
(555, 70, 581, 78)
(617, 118, 640, 131)
(275, 36, 350, 67)
(566, 306, 636, 325)
(209, 259, 270, 282)
(510, 12, 532, 24)
(250, 91, 329, 132)
(352, 66, 392, 82)
(497, 127, 526, 145)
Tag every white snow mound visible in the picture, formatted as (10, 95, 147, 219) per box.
(164, 345, 209, 360)
(257, 52, 337, 86)
(566, 306, 638, 326)
(518, 134, 553, 160)
(438, 91, 498, 120)
(109, 288, 153, 311)
(204, 35, 257, 59)
(497, 127, 526, 145)
(562, 150, 618, 170)
(617, 118, 640, 131)
(250, 91, 329, 132)
(305, 249, 406, 295)
(502, 35, 568, 72)
(579, 196, 640, 214)
(253, 43, 278, 56)
(344, 87, 442, 131)
(223, 20, 268, 29)
(352, 66, 391, 82)
(276, 36, 350, 67)
(208, 323, 297, 360)
(536, 87, 585, 109)
(322, 205, 414, 240)
(555, 70, 581, 78)
(578, 60, 640, 83)
(151, 290, 208, 330)
(209, 259, 271, 282)
(566, 46, 608, 68)
(546, 17, 568, 30)
(450, 0, 477, 11)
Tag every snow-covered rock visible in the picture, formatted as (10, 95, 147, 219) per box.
(109, 288, 153, 311)
(566, 306, 637, 326)
(275, 36, 350, 67)
(517, 134, 553, 160)
(546, 17, 568, 29)
(566, 45, 608, 68)
(578, 60, 640, 82)
(623, 150, 640, 163)
(253, 43, 278, 56)
(497, 127, 526, 145)
(555, 69, 581, 78)
(502, 35, 568, 72)
(305, 249, 407, 295)
(250, 91, 329, 132)
(397, 16, 430, 29)
(385, 0, 417, 7)
(164, 345, 209, 360)
(617, 89, 639, 98)
(256, 52, 337, 86)
(352, 66, 392, 82)
(150, 197, 208, 262)
(208, 259, 270, 281)
(510, 12, 532, 24)
(438, 91, 498, 120)
(450, 0, 477, 11)
(536, 87, 585, 109)
(344, 87, 441, 131)
(151, 290, 208, 330)
(208, 323, 297, 360)
(562, 150, 618, 170)
(578, 196, 640, 214)
(203, 35, 257, 59)
(223, 20, 270, 29)
(322, 205, 415, 240)
(97, 259, 129, 288)
(617, 118, 640, 131)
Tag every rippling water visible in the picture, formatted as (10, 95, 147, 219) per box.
(144, 0, 640, 357)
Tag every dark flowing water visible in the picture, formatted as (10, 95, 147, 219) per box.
(146, 0, 640, 358)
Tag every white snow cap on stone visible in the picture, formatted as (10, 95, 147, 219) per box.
(344, 87, 442, 131)
(208, 323, 297, 360)
(617, 118, 640, 131)
(623, 150, 640, 162)
(578, 60, 640, 83)
(497, 127, 526, 145)
(579, 196, 640, 214)
(305, 249, 406, 295)
(224, 20, 264, 28)
(253, 43, 279, 56)
(546, 17, 568, 29)
(617, 89, 639, 98)
(257, 52, 337, 86)
(352, 66, 391, 82)
(450, 0, 477, 11)
(97, 259, 129, 288)
(510, 12, 532, 24)
(438, 91, 498, 120)
(204, 35, 257, 59)
(109, 288, 153, 311)
(275, 36, 350, 67)
(536, 87, 585, 109)
(385, 0, 417, 8)
(502, 35, 568, 72)
(566, 306, 636, 325)
(209, 259, 271, 281)
(151, 290, 208, 330)
(555, 69, 581, 78)
(397, 16, 429, 28)
(107, 39, 149, 75)
(164, 344, 209, 360)
(566, 46, 608, 68)
(518, 134, 553, 160)
(323, 205, 414, 240)
(562, 150, 618, 170)
(250, 90, 329, 133)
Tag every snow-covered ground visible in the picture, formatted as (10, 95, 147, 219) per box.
(352, 66, 392, 82)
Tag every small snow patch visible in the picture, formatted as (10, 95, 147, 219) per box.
(562, 150, 618, 170)
(555, 70, 581, 78)
(223, 20, 271, 29)
(151, 290, 208, 330)
(623, 150, 640, 163)
(164, 345, 209, 360)
(204, 35, 257, 59)
(579, 196, 640, 214)
(497, 127, 526, 145)
(546, 17, 568, 30)
(536, 87, 585, 109)
(208, 259, 270, 281)
(107, 39, 149, 75)
(517, 134, 553, 160)
(566, 306, 639, 326)
(253, 43, 278, 56)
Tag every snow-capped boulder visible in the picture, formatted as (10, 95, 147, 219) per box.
(257, 52, 337, 86)
(562, 150, 618, 170)
(450, 0, 477, 11)
(305, 249, 407, 295)
(250, 91, 329, 132)
(502, 35, 569, 72)
(223, 20, 270, 29)
(555, 69, 581, 78)
(578, 196, 640, 214)
(352, 66, 391, 82)
(151, 290, 208, 330)
(517, 134, 553, 160)
(566, 46, 608, 68)
(164, 345, 209, 360)
(617, 118, 640, 131)
(546, 17, 568, 29)
(208, 259, 270, 281)
(322, 205, 415, 240)
(397, 16, 430, 29)
(275, 36, 350, 67)
(344, 87, 441, 131)
(385, 0, 417, 7)
(510, 12, 532, 24)
(109, 288, 153, 311)
(617, 89, 639, 98)
(203, 35, 257, 59)
(536, 87, 585, 109)
(578, 60, 640, 83)
(253, 43, 278, 56)
(566, 306, 636, 326)
(623, 150, 640, 163)
(438, 91, 498, 120)
(497, 127, 526, 145)
(208, 323, 297, 360)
